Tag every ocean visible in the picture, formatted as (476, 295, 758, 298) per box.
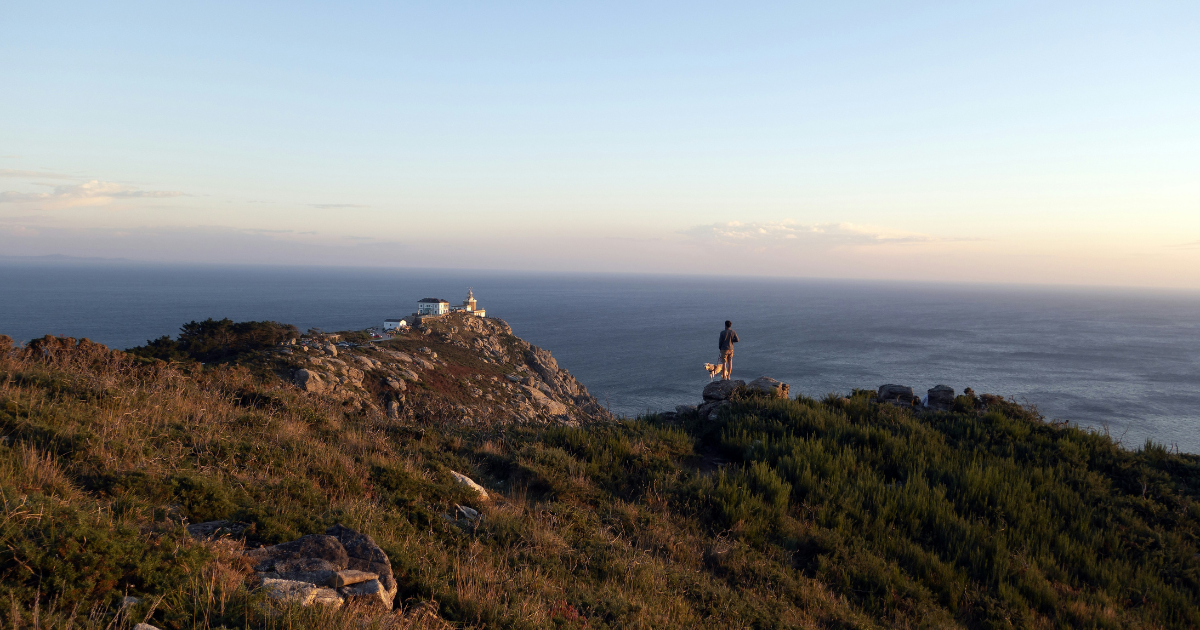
(3, 260, 1198, 453)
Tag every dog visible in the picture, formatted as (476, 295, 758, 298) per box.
(704, 361, 726, 380)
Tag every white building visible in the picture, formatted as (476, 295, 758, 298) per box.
(416, 298, 450, 316)
(449, 288, 486, 317)
(383, 318, 407, 331)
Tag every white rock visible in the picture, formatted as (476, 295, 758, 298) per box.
(450, 471, 489, 501)
(338, 579, 391, 608)
(262, 578, 317, 606)
(311, 587, 343, 608)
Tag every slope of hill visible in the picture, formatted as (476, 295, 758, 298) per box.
(1, 318, 1198, 629)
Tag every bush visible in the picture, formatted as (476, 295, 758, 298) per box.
(128, 318, 298, 363)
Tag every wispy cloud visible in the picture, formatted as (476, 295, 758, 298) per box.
(0, 180, 184, 207)
(683, 221, 978, 247)
(1174, 240, 1200, 250)
(310, 203, 368, 209)
(0, 169, 80, 180)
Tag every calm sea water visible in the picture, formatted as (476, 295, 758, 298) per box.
(3, 261, 1199, 453)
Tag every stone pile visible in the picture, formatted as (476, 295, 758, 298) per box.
(243, 524, 398, 610)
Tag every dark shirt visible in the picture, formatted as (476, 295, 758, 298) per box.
(719, 329, 739, 352)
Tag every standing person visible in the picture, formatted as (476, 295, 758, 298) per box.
(719, 320, 739, 380)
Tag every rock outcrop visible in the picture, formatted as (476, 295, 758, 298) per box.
(747, 376, 789, 399)
(703, 379, 744, 402)
(243, 525, 397, 610)
(926, 384, 955, 411)
(279, 312, 611, 427)
(877, 384, 917, 406)
(680, 377, 791, 421)
(293, 369, 327, 393)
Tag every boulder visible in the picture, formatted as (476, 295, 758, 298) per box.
(877, 384, 916, 406)
(384, 377, 405, 391)
(244, 534, 348, 573)
(269, 557, 339, 586)
(261, 578, 318, 606)
(747, 377, 789, 399)
(698, 399, 731, 422)
(702, 379, 745, 402)
(323, 344, 338, 357)
(450, 470, 490, 501)
(387, 400, 401, 419)
(326, 524, 397, 608)
(675, 404, 697, 415)
(133, 625, 162, 630)
(338, 579, 391, 609)
(311, 587, 343, 608)
(331, 569, 378, 588)
(541, 399, 568, 415)
(926, 385, 955, 411)
(293, 369, 327, 394)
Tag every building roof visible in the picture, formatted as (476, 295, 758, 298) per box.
(384, 318, 405, 322)
(417, 297, 449, 303)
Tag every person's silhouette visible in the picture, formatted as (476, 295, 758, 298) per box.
(718, 320, 739, 381)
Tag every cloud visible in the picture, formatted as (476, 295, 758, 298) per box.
(1173, 240, 1200, 250)
(0, 169, 79, 180)
(0, 180, 184, 207)
(310, 203, 368, 209)
(683, 221, 978, 247)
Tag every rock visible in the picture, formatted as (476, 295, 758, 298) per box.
(703, 379, 745, 402)
(450, 470, 490, 501)
(387, 400, 401, 419)
(293, 369, 328, 394)
(331, 569, 378, 588)
(133, 624, 162, 630)
(455, 504, 480, 523)
(401, 600, 444, 624)
(926, 384, 955, 411)
(186, 520, 248, 540)
(325, 524, 397, 608)
(698, 399, 731, 421)
(400, 368, 420, 382)
(747, 377, 789, 399)
(311, 587, 343, 608)
(324, 344, 338, 357)
(384, 376, 405, 391)
(526, 346, 561, 381)
(270, 557, 339, 586)
(244, 534, 348, 573)
(877, 384, 916, 406)
(338, 579, 391, 609)
(542, 399, 568, 415)
(121, 596, 141, 608)
(675, 404, 697, 414)
(261, 578, 318, 606)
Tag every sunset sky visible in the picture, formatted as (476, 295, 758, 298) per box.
(2, 2, 1198, 287)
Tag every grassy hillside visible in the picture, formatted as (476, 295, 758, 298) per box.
(1, 332, 1198, 629)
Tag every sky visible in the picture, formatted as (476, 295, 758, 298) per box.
(2, 1, 1199, 287)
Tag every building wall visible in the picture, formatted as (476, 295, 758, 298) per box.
(417, 302, 449, 315)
